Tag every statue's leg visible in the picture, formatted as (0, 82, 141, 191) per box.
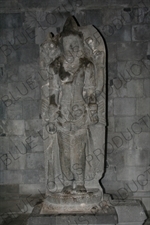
(57, 131, 74, 192)
(73, 129, 87, 192)
(43, 127, 55, 193)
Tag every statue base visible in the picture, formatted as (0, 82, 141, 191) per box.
(40, 189, 102, 214)
(27, 195, 147, 225)
(27, 214, 117, 225)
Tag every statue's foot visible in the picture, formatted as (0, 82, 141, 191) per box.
(62, 185, 73, 194)
(75, 185, 87, 193)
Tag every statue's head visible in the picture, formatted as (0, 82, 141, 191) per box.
(60, 16, 84, 61)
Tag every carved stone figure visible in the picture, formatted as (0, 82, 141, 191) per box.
(40, 16, 106, 213)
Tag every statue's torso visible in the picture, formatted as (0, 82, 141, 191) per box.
(60, 66, 85, 106)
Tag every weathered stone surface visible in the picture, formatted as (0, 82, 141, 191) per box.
(23, 101, 40, 119)
(144, 79, 150, 97)
(0, 51, 6, 64)
(100, 178, 126, 194)
(0, 137, 9, 154)
(22, 169, 45, 184)
(102, 166, 117, 181)
(0, 13, 25, 28)
(107, 43, 117, 62)
(35, 27, 57, 45)
(80, 0, 132, 7)
(132, 0, 150, 7)
(9, 135, 29, 154)
(114, 115, 150, 133)
(27, 216, 56, 225)
(27, 199, 147, 225)
(114, 98, 136, 116)
(4, 63, 19, 82)
(18, 63, 39, 81)
(133, 191, 150, 198)
(14, 28, 35, 45)
(114, 116, 136, 132)
(0, 83, 8, 99)
(117, 166, 148, 181)
(0, 29, 14, 45)
(134, 132, 150, 150)
(7, 101, 23, 120)
(101, 8, 121, 26)
(118, 60, 150, 80)
(18, 0, 59, 8)
(108, 99, 114, 116)
(136, 98, 150, 115)
(108, 116, 115, 132)
(114, 200, 147, 223)
(25, 11, 64, 29)
(108, 148, 149, 168)
(19, 184, 45, 195)
(131, 7, 147, 24)
(0, 171, 4, 184)
(0, 67, 7, 84)
(82, 10, 103, 27)
(7, 120, 25, 135)
(26, 153, 44, 170)
(144, 10, 150, 24)
(107, 131, 129, 150)
(8, 82, 40, 101)
(27, 214, 117, 225)
(117, 42, 148, 60)
(7, 154, 26, 170)
(28, 197, 118, 223)
(25, 119, 42, 133)
(6, 44, 39, 64)
(132, 25, 150, 41)
(17, 44, 39, 63)
(142, 197, 150, 211)
(0, 199, 26, 213)
(103, 25, 131, 42)
(132, 148, 150, 168)
(3, 170, 22, 184)
(0, 100, 7, 119)
(115, 79, 143, 98)
(108, 62, 117, 79)
(0, 154, 7, 170)
(0, 184, 19, 194)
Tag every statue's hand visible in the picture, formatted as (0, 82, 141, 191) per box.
(48, 122, 57, 134)
(90, 111, 99, 124)
(88, 104, 99, 124)
(49, 105, 59, 122)
(57, 116, 66, 126)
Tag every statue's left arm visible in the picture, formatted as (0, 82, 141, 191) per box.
(83, 62, 98, 124)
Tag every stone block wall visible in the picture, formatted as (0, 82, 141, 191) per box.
(0, 0, 150, 213)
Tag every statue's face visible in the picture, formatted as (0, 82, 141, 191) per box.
(62, 34, 84, 63)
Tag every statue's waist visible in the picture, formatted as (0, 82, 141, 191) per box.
(60, 100, 86, 105)
(60, 103, 86, 115)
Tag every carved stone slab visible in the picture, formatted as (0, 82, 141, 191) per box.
(40, 16, 106, 213)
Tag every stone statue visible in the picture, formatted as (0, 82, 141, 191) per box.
(40, 16, 106, 213)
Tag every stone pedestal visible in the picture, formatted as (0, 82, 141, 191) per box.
(41, 189, 102, 214)
(114, 199, 147, 225)
(27, 196, 147, 225)
(27, 213, 118, 225)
